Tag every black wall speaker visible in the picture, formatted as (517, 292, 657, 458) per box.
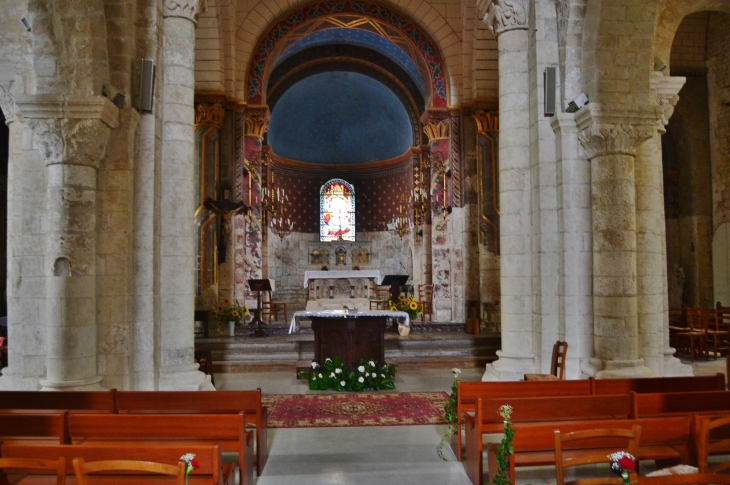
(139, 59, 155, 112)
(544, 66, 556, 117)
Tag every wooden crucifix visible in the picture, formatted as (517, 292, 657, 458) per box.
(204, 185, 250, 263)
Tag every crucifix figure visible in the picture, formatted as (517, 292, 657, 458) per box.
(204, 185, 250, 263)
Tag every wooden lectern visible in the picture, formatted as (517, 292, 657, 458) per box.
(247, 279, 271, 337)
(381, 274, 410, 303)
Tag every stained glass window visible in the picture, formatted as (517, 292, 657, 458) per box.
(320, 179, 355, 242)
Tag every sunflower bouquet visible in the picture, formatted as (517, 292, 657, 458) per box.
(212, 297, 249, 323)
(388, 293, 422, 320)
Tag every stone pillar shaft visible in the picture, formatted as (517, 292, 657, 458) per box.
(577, 104, 655, 378)
(44, 164, 99, 388)
(14, 95, 118, 390)
(641, 74, 692, 376)
(482, 22, 535, 381)
(551, 113, 593, 380)
(158, 1, 212, 390)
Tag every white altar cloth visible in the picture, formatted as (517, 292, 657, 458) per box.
(303, 270, 382, 288)
(288, 310, 410, 334)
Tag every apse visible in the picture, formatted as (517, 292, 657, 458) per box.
(267, 71, 413, 164)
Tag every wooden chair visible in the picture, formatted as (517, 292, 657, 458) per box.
(262, 291, 287, 323)
(73, 457, 186, 485)
(193, 310, 209, 338)
(554, 425, 641, 485)
(194, 349, 214, 386)
(698, 414, 730, 474)
(675, 308, 708, 362)
(668, 307, 687, 348)
(417, 284, 433, 322)
(525, 340, 568, 381)
(369, 285, 391, 310)
(0, 455, 67, 485)
(707, 308, 730, 358)
(639, 474, 730, 485)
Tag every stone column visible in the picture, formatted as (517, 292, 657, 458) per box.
(423, 115, 452, 322)
(551, 113, 593, 380)
(577, 104, 655, 378)
(15, 95, 118, 390)
(478, 0, 535, 380)
(235, 107, 268, 303)
(158, 0, 213, 390)
(637, 74, 692, 376)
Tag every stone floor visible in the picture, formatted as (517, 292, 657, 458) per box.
(216, 357, 725, 485)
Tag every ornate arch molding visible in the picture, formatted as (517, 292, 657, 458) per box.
(244, 1, 449, 108)
(654, 0, 730, 74)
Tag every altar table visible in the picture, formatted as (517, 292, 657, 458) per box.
(288, 310, 410, 334)
(302, 270, 382, 287)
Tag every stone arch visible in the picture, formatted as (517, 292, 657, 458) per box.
(234, 0, 460, 105)
(195, 0, 227, 92)
(580, 0, 661, 106)
(654, 0, 730, 74)
(556, 0, 587, 109)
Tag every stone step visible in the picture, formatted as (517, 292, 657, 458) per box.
(197, 330, 500, 372)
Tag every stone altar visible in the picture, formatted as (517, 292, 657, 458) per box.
(303, 270, 382, 311)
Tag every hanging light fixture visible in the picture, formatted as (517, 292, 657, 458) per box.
(387, 197, 412, 238)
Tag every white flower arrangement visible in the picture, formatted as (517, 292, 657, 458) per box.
(297, 357, 397, 392)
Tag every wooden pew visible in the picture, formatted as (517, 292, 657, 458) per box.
(464, 397, 692, 485)
(0, 412, 70, 445)
(593, 374, 726, 395)
(455, 380, 593, 460)
(0, 391, 117, 413)
(0, 442, 232, 484)
(115, 389, 267, 475)
(454, 375, 726, 461)
(67, 413, 253, 485)
(632, 390, 730, 418)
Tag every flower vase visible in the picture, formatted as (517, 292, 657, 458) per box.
(228, 321, 236, 337)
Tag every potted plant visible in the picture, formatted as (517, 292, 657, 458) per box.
(212, 298, 248, 336)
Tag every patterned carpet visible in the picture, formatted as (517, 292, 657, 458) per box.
(261, 392, 449, 428)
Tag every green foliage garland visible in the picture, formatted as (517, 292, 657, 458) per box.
(298, 356, 396, 392)
(438, 368, 461, 460)
(493, 404, 514, 485)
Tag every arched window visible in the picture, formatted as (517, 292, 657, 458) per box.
(320, 179, 355, 242)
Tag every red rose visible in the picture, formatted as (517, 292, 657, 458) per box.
(190, 459, 200, 470)
(618, 456, 635, 471)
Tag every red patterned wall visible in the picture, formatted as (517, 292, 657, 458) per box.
(273, 152, 414, 233)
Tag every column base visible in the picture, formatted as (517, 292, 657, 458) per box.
(481, 351, 535, 381)
(40, 375, 105, 391)
(662, 348, 694, 376)
(159, 363, 215, 391)
(582, 358, 654, 378)
(0, 367, 43, 390)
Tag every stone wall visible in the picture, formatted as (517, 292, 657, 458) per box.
(265, 230, 416, 311)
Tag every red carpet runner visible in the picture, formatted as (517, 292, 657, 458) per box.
(261, 392, 449, 428)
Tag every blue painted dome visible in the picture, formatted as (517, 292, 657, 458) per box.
(267, 71, 413, 164)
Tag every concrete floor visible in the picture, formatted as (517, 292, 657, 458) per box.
(217, 357, 724, 485)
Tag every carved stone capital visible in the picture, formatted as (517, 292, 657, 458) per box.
(650, 73, 686, 133)
(195, 103, 225, 129)
(15, 95, 119, 168)
(244, 105, 270, 140)
(423, 120, 449, 143)
(472, 110, 499, 133)
(0, 81, 18, 125)
(163, 0, 207, 24)
(477, 0, 528, 36)
(576, 104, 659, 159)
